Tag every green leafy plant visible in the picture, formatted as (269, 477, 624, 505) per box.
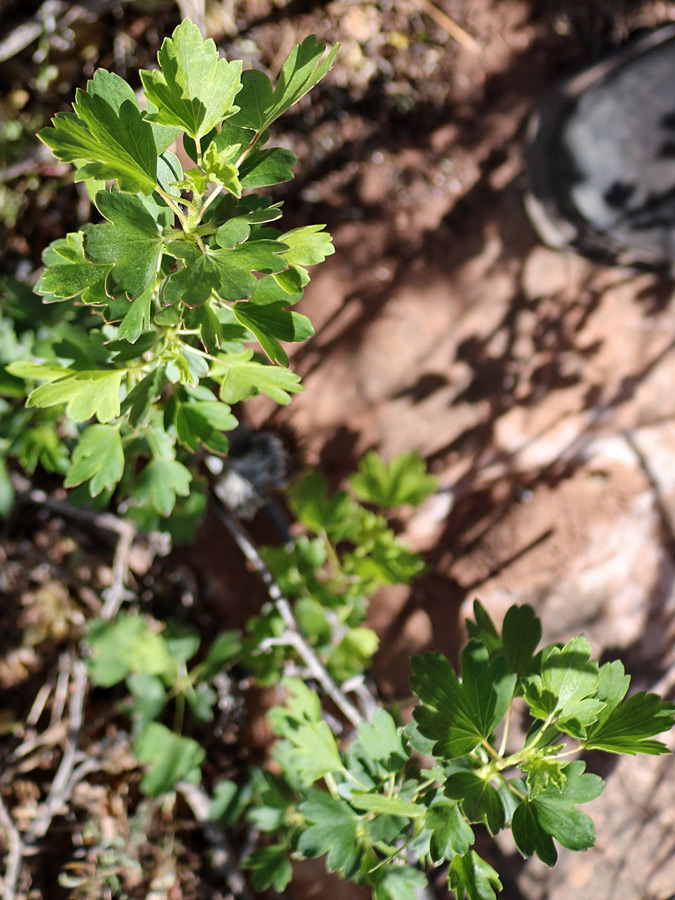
(243, 451, 436, 685)
(86, 612, 241, 796)
(3, 20, 674, 900)
(3, 20, 337, 531)
(239, 599, 675, 899)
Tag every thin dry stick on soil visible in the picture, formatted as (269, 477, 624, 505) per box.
(0, 792, 23, 900)
(410, 0, 480, 52)
(209, 493, 366, 728)
(25, 655, 88, 843)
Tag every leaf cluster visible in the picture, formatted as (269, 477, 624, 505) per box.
(87, 612, 241, 796)
(243, 453, 436, 684)
(3, 20, 337, 531)
(244, 600, 675, 899)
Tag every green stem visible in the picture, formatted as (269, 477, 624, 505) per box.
(176, 340, 222, 365)
(413, 777, 438, 800)
(498, 697, 514, 757)
(481, 739, 501, 761)
(156, 185, 188, 229)
(157, 185, 206, 251)
(340, 767, 371, 792)
(367, 835, 415, 875)
(193, 184, 224, 227)
(322, 530, 343, 575)
(324, 772, 340, 799)
(552, 745, 582, 759)
(174, 689, 186, 735)
(504, 777, 526, 801)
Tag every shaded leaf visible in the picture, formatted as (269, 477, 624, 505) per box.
(162, 240, 287, 307)
(36, 232, 107, 301)
(426, 800, 474, 862)
(448, 850, 502, 900)
(243, 845, 292, 892)
(118, 287, 154, 343)
(444, 771, 505, 835)
(134, 458, 192, 516)
(297, 792, 361, 879)
(350, 793, 424, 818)
(232, 300, 313, 364)
(64, 424, 124, 496)
(584, 690, 675, 755)
(410, 644, 516, 759)
(374, 866, 428, 900)
(501, 603, 542, 678)
(240, 146, 297, 188)
(122, 367, 167, 430)
(174, 397, 237, 453)
(84, 189, 164, 300)
(355, 708, 409, 774)
(134, 722, 205, 796)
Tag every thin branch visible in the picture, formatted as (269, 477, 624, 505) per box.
(177, 781, 254, 900)
(26, 682, 52, 729)
(25, 657, 88, 844)
(50, 652, 71, 728)
(100, 519, 135, 621)
(209, 494, 365, 727)
(410, 0, 480, 53)
(0, 792, 24, 900)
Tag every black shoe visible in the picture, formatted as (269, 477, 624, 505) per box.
(525, 24, 675, 271)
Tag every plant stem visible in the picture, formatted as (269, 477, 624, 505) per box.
(236, 130, 264, 168)
(324, 772, 340, 799)
(156, 185, 189, 229)
(209, 493, 366, 727)
(193, 184, 224, 226)
(0, 791, 24, 900)
(481, 739, 501, 761)
(498, 698, 514, 756)
(367, 835, 415, 874)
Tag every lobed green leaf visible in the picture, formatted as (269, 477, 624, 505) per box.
(64, 424, 124, 496)
(133, 458, 192, 517)
(39, 73, 158, 194)
(83, 190, 164, 300)
(297, 792, 361, 879)
(140, 19, 243, 140)
(448, 850, 502, 900)
(349, 450, 437, 508)
(27, 368, 125, 423)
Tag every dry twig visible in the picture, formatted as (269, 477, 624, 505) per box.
(410, 0, 480, 53)
(0, 793, 24, 900)
(209, 494, 366, 727)
(25, 656, 88, 843)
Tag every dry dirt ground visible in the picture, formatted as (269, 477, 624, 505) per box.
(4, 1, 675, 898)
